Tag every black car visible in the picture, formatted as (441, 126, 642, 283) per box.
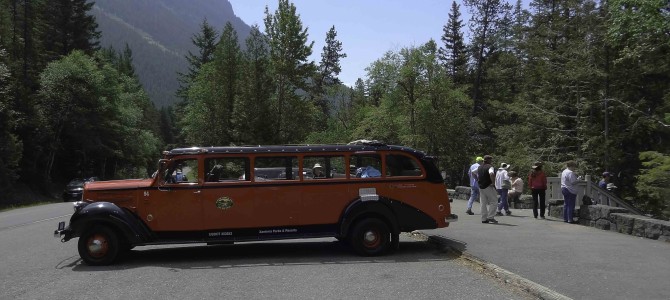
(62, 177, 98, 202)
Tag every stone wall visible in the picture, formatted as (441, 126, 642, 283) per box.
(578, 205, 670, 242)
(451, 186, 670, 242)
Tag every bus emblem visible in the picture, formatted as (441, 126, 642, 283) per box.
(216, 197, 234, 210)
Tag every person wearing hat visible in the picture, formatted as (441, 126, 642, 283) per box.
(477, 155, 499, 224)
(495, 162, 512, 216)
(313, 163, 326, 178)
(466, 156, 484, 215)
(528, 163, 548, 219)
(599, 172, 611, 189)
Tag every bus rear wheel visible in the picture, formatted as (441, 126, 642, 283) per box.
(350, 218, 390, 256)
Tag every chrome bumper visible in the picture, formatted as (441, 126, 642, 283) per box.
(54, 221, 72, 242)
(445, 214, 458, 223)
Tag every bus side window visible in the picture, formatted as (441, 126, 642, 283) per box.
(386, 154, 423, 177)
(206, 158, 249, 182)
(351, 154, 382, 179)
(254, 156, 298, 181)
(165, 158, 199, 184)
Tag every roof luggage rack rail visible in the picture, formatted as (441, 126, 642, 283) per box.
(347, 140, 387, 147)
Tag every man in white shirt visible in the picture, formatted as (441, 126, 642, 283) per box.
(495, 163, 511, 216)
(560, 160, 579, 223)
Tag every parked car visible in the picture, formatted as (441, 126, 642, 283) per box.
(62, 177, 98, 202)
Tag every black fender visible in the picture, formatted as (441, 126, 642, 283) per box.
(67, 202, 152, 245)
(339, 197, 438, 238)
(339, 197, 400, 238)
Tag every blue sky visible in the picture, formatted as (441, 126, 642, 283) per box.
(228, 0, 478, 87)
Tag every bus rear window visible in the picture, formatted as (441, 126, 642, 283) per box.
(386, 154, 423, 177)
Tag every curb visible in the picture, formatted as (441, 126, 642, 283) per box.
(420, 232, 573, 300)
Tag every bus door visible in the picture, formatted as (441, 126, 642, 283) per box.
(142, 157, 203, 232)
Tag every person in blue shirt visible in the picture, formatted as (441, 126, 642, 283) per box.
(598, 172, 611, 189)
(561, 161, 579, 224)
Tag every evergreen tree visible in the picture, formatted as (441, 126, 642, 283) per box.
(177, 18, 219, 100)
(212, 22, 242, 145)
(264, 0, 316, 143)
(439, 1, 468, 84)
(312, 25, 347, 118)
(464, 0, 507, 115)
(0, 47, 23, 194)
(181, 22, 241, 146)
(234, 25, 275, 145)
(40, 0, 100, 61)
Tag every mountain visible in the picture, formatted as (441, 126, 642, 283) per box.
(92, 0, 252, 108)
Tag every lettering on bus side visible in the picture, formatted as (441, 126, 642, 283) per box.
(208, 232, 233, 237)
(259, 228, 298, 234)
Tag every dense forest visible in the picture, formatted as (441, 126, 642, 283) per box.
(1, 0, 668, 219)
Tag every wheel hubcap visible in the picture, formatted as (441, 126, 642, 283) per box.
(87, 234, 109, 258)
(363, 230, 380, 248)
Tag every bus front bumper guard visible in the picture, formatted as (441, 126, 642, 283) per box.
(445, 214, 458, 223)
(54, 221, 74, 242)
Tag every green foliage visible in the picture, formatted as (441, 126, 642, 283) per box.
(37, 51, 160, 180)
(636, 152, 670, 220)
(264, 0, 317, 143)
(234, 25, 275, 145)
(0, 47, 23, 194)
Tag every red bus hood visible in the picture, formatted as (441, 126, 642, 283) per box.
(85, 178, 154, 191)
(82, 179, 153, 205)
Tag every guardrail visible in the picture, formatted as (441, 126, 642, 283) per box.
(547, 175, 644, 215)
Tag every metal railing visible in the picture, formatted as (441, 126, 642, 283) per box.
(547, 175, 644, 215)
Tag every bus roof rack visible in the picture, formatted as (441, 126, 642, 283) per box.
(348, 140, 386, 147)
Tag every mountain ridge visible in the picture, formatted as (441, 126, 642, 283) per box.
(92, 0, 252, 107)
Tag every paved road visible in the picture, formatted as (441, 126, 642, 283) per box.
(0, 202, 531, 300)
(424, 199, 670, 300)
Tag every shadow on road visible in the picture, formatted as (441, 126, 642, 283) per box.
(66, 237, 468, 271)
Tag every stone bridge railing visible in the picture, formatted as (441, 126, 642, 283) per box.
(448, 184, 670, 242)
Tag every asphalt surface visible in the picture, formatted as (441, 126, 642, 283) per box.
(0, 202, 532, 300)
(422, 198, 670, 300)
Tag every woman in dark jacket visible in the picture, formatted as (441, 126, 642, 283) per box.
(528, 163, 547, 219)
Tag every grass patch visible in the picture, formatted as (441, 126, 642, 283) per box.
(0, 200, 61, 212)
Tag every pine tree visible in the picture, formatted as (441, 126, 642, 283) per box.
(464, 0, 507, 115)
(40, 0, 100, 61)
(439, 1, 468, 84)
(177, 18, 218, 100)
(212, 22, 242, 145)
(235, 25, 275, 144)
(264, 0, 316, 143)
(312, 25, 347, 119)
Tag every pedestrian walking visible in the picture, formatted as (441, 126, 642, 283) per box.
(478, 155, 498, 224)
(495, 163, 511, 216)
(466, 156, 484, 215)
(528, 162, 547, 219)
(561, 160, 579, 223)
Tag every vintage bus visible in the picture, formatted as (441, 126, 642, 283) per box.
(54, 141, 457, 265)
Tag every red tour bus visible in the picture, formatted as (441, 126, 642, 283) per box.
(55, 140, 457, 265)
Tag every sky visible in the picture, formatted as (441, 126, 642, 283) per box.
(228, 0, 481, 87)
